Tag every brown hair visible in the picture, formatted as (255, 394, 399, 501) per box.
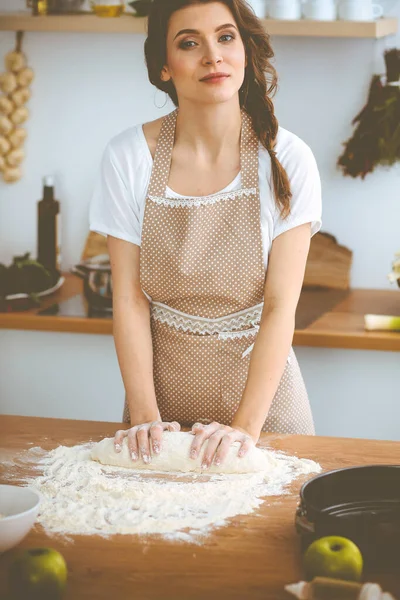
(145, 0, 292, 218)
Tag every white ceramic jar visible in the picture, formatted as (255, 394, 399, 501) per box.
(268, 0, 302, 20)
(302, 0, 337, 21)
(337, 0, 383, 21)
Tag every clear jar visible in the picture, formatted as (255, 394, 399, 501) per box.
(27, 0, 86, 14)
(90, 0, 125, 17)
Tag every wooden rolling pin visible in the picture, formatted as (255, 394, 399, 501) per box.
(285, 577, 397, 600)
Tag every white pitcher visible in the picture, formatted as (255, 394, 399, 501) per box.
(338, 0, 383, 21)
(268, 0, 302, 20)
(302, 0, 337, 21)
(247, 0, 268, 18)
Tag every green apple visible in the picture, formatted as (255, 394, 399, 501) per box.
(303, 536, 363, 581)
(8, 547, 68, 600)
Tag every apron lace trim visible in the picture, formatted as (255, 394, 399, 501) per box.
(148, 187, 257, 209)
(150, 301, 263, 336)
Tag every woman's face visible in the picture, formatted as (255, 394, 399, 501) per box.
(161, 2, 246, 106)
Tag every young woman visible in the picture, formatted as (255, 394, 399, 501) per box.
(90, 0, 322, 469)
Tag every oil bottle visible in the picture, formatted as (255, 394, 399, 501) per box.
(37, 175, 61, 274)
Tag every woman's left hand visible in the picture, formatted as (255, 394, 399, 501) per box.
(189, 421, 257, 469)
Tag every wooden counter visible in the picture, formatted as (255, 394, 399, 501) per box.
(1, 415, 400, 600)
(0, 273, 399, 352)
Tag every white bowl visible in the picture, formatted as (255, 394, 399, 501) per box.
(0, 485, 41, 553)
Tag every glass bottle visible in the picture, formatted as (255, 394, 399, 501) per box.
(37, 176, 61, 274)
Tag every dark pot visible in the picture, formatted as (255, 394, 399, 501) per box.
(295, 465, 400, 574)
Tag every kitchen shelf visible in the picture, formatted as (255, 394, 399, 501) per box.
(0, 12, 397, 38)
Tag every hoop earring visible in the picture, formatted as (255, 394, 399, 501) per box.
(154, 88, 168, 109)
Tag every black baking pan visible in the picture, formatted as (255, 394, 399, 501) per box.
(295, 465, 400, 573)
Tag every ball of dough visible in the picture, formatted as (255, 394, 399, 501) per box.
(2, 165, 21, 183)
(5, 51, 26, 73)
(90, 431, 276, 474)
(0, 155, 5, 172)
(11, 87, 31, 107)
(10, 106, 29, 126)
(0, 115, 13, 136)
(17, 67, 34, 87)
(6, 147, 25, 167)
(0, 72, 18, 95)
(0, 95, 14, 116)
(8, 127, 27, 148)
(0, 135, 11, 155)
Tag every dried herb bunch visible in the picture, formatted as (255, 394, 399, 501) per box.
(337, 48, 400, 179)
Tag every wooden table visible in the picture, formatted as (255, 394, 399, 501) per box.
(1, 274, 399, 352)
(1, 415, 400, 600)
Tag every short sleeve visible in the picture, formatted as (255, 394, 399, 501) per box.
(272, 139, 322, 241)
(89, 142, 141, 246)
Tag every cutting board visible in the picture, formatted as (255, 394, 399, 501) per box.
(303, 232, 353, 290)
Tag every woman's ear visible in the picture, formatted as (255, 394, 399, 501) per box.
(160, 66, 171, 82)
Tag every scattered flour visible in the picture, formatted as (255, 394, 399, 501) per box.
(14, 443, 321, 542)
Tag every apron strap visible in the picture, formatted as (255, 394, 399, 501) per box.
(147, 107, 259, 197)
(147, 109, 178, 197)
(240, 109, 259, 190)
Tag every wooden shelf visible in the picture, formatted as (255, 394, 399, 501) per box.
(0, 12, 397, 38)
(264, 16, 398, 37)
(0, 12, 147, 34)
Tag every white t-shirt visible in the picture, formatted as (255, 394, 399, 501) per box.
(89, 121, 322, 271)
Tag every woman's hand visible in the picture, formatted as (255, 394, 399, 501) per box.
(189, 422, 257, 469)
(113, 420, 181, 464)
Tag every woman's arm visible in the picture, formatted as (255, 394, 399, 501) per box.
(107, 235, 160, 425)
(231, 222, 312, 440)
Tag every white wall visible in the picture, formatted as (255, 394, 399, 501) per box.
(1, 0, 399, 439)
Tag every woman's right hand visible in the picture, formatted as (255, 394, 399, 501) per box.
(113, 421, 181, 464)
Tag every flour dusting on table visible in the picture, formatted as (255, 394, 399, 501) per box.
(13, 443, 321, 542)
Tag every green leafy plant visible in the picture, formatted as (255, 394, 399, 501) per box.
(0, 252, 55, 301)
(338, 48, 400, 179)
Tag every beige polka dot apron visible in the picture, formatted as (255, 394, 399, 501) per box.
(123, 109, 315, 435)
